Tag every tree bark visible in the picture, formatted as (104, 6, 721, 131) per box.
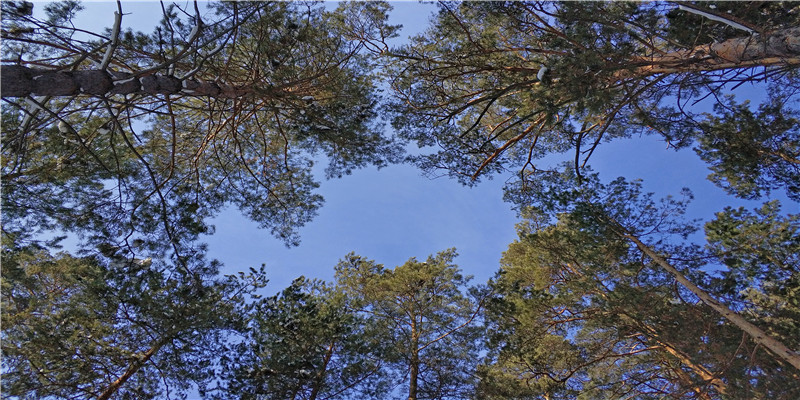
(408, 351, 419, 400)
(629, 318, 727, 395)
(620, 230, 800, 371)
(96, 339, 166, 400)
(655, 338, 726, 396)
(1, 66, 257, 98)
(626, 26, 800, 77)
(309, 342, 336, 400)
(670, 363, 714, 400)
(408, 319, 419, 400)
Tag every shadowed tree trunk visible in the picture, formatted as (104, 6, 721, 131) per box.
(408, 320, 420, 400)
(1, 66, 264, 98)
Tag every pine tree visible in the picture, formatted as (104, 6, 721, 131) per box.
(2, 3, 400, 397)
(215, 276, 390, 400)
(1, 1, 401, 261)
(480, 168, 799, 398)
(334, 250, 485, 400)
(1, 241, 266, 399)
(386, 1, 799, 200)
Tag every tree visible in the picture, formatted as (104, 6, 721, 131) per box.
(334, 250, 485, 400)
(386, 1, 799, 200)
(1, 1, 401, 265)
(1, 3, 401, 397)
(481, 168, 799, 398)
(480, 187, 729, 399)
(704, 201, 800, 364)
(215, 276, 390, 400)
(1, 240, 266, 400)
(691, 91, 800, 201)
(381, 3, 800, 395)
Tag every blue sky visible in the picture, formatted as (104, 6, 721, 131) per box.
(57, 1, 792, 294)
(202, 2, 520, 290)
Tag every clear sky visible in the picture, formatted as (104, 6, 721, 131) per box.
(202, 1, 522, 292)
(54, 1, 793, 295)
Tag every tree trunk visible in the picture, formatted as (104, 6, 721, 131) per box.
(655, 337, 727, 396)
(620, 230, 800, 371)
(629, 317, 727, 395)
(0, 66, 258, 98)
(408, 351, 419, 400)
(626, 26, 800, 77)
(96, 339, 166, 400)
(309, 342, 336, 400)
(408, 319, 419, 400)
(670, 362, 714, 400)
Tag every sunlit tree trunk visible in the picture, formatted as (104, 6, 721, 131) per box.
(96, 338, 167, 400)
(627, 26, 800, 77)
(628, 317, 727, 395)
(619, 228, 800, 371)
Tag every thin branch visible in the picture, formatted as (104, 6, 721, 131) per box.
(100, 1, 123, 70)
(672, 2, 759, 34)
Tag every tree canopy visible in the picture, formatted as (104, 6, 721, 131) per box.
(387, 1, 799, 202)
(334, 250, 485, 400)
(481, 169, 799, 399)
(214, 276, 390, 400)
(1, 241, 266, 400)
(1, 0, 401, 264)
(2, 1, 799, 399)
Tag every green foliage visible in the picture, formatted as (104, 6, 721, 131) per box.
(0, 11, 403, 395)
(693, 91, 800, 201)
(3, 2, 800, 399)
(1, 242, 266, 399)
(706, 201, 800, 352)
(385, 1, 800, 204)
(334, 250, 484, 400)
(1, 0, 401, 264)
(483, 169, 800, 398)
(209, 251, 486, 400)
(482, 210, 711, 399)
(215, 277, 389, 400)
(665, 2, 798, 45)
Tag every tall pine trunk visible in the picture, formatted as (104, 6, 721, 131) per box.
(408, 319, 419, 400)
(619, 229, 800, 371)
(624, 26, 800, 77)
(1, 66, 256, 98)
